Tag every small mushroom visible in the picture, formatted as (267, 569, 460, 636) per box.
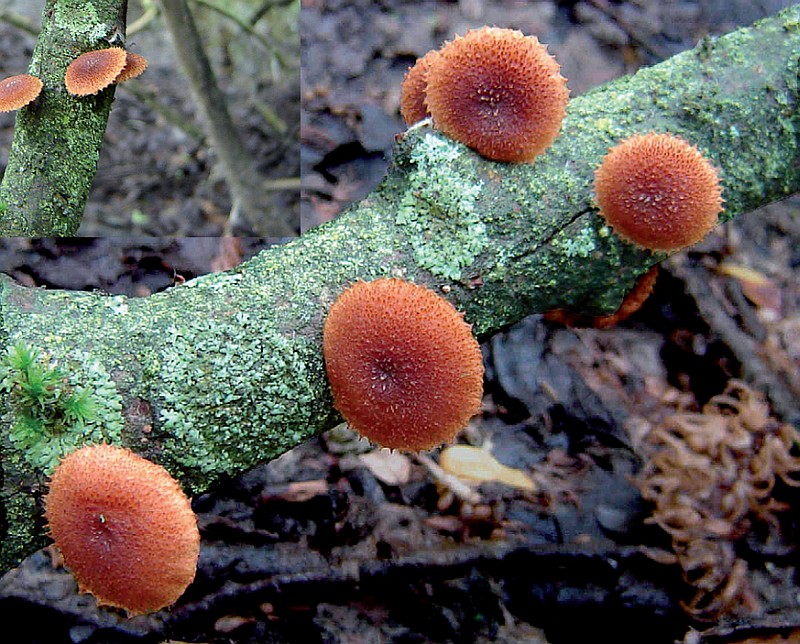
(64, 47, 128, 96)
(399, 49, 440, 126)
(323, 278, 484, 451)
(594, 132, 724, 251)
(545, 265, 659, 328)
(424, 26, 569, 163)
(0, 74, 43, 112)
(44, 443, 200, 615)
(116, 52, 149, 84)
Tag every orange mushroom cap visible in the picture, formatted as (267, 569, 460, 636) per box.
(44, 444, 200, 615)
(400, 49, 440, 126)
(323, 278, 484, 451)
(424, 26, 569, 163)
(594, 132, 723, 251)
(0, 74, 43, 112)
(116, 52, 148, 84)
(544, 265, 659, 328)
(64, 47, 127, 96)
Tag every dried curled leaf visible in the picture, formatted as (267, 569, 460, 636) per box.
(439, 445, 535, 491)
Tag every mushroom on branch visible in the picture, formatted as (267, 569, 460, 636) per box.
(323, 278, 484, 451)
(400, 49, 440, 126)
(65, 48, 148, 96)
(0, 74, 43, 112)
(545, 265, 659, 328)
(424, 26, 569, 162)
(594, 132, 724, 251)
(44, 444, 200, 615)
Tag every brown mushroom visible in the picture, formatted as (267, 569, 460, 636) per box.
(44, 444, 200, 615)
(64, 47, 128, 96)
(400, 49, 440, 126)
(323, 278, 484, 451)
(0, 74, 43, 112)
(116, 52, 148, 84)
(594, 132, 723, 251)
(424, 26, 569, 162)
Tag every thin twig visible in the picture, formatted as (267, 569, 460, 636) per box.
(127, 0, 159, 35)
(190, 0, 286, 68)
(158, 0, 296, 236)
(0, 9, 38, 35)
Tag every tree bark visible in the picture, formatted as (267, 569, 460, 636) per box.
(0, 6, 798, 572)
(0, 0, 128, 236)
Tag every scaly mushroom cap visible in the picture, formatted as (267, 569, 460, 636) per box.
(323, 278, 484, 451)
(116, 52, 148, 84)
(594, 132, 723, 251)
(400, 49, 440, 125)
(44, 444, 200, 615)
(0, 74, 43, 112)
(424, 26, 569, 162)
(65, 47, 127, 96)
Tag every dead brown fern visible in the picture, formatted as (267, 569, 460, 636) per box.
(635, 381, 800, 619)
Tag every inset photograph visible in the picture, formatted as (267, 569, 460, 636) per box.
(0, 0, 299, 236)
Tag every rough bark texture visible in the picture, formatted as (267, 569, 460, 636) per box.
(0, 0, 127, 236)
(0, 6, 798, 571)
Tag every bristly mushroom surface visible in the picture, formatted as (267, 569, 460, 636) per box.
(44, 444, 200, 615)
(400, 49, 440, 126)
(116, 52, 148, 84)
(0, 74, 43, 112)
(424, 26, 569, 163)
(64, 48, 128, 96)
(323, 278, 484, 451)
(594, 132, 724, 251)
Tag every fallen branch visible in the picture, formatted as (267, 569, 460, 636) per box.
(0, 6, 797, 572)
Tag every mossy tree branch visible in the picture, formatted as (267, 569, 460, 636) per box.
(1, 7, 798, 573)
(0, 0, 128, 236)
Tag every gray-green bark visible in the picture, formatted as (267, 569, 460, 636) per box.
(1, 6, 798, 572)
(0, 0, 127, 236)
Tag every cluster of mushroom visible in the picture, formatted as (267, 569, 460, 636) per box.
(635, 381, 800, 618)
(400, 26, 569, 163)
(0, 47, 147, 113)
(400, 26, 724, 325)
(322, 26, 727, 452)
(45, 444, 199, 616)
(401, 25, 724, 250)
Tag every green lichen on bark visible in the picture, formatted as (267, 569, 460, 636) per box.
(0, 7, 798, 572)
(395, 128, 488, 280)
(0, 262, 340, 569)
(0, 0, 126, 235)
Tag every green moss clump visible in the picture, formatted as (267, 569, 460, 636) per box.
(0, 342, 123, 473)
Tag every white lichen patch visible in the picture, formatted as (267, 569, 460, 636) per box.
(396, 132, 488, 280)
(182, 269, 243, 292)
(156, 311, 318, 478)
(557, 225, 598, 258)
(54, 3, 109, 42)
(103, 296, 129, 315)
